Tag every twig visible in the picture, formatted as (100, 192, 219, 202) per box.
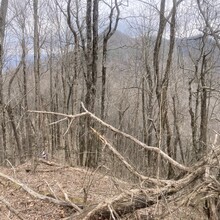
(108, 204, 117, 220)
(49, 117, 68, 125)
(38, 158, 67, 167)
(28, 110, 88, 120)
(6, 159, 17, 178)
(57, 183, 83, 213)
(63, 118, 74, 136)
(44, 180, 58, 200)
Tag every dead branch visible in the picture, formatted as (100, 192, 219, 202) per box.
(0, 171, 82, 212)
(63, 118, 74, 136)
(81, 102, 190, 172)
(38, 158, 68, 167)
(28, 103, 190, 172)
(58, 183, 83, 213)
(69, 189, 152, 220)
(49, 117, 68, 125)
(28, 110, 88, 120)
(0, 196, 24, 220)
(68, 168, 214, 220)
(27, 104, 220, 219)
(68, 150, 220, 219)
(91, 127, 170, 186)
(36, 167, 67, 173)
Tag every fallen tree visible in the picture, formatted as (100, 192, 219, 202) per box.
(24, 103, 220, 219)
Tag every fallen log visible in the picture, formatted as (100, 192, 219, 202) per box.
(69, 189, 154, 220)
(65, 156, 219, 220)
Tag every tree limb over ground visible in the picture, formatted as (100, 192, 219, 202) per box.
(23, 104, 220, 219)
(29, 102, 190, 173)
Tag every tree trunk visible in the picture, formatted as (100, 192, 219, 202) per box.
(83, 0, 99, 168)
(0, 0, 8, 164)
(101, 0, 120, 120)
(32, 0, 41, 171)
(199, 54, 208, 158)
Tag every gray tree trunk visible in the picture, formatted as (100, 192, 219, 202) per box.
(0, 0, 8, 164)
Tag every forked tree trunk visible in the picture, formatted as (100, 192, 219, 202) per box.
(101, 0, 120, 121)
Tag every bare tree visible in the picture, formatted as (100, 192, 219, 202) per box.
(0, 0, 8, 164)
(33, 0, 40, 111)
(100, 0, 120, 120)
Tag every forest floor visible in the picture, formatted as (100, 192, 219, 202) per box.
(0, 159, 207, 220)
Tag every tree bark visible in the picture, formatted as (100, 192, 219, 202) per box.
(0, 0, 8, 164)
(83, 0, 99, 168)
(101, 0, 120, 120)
(32, 0, 41, 171)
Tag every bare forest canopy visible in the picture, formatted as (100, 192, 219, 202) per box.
(1, 0, 220, 219)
